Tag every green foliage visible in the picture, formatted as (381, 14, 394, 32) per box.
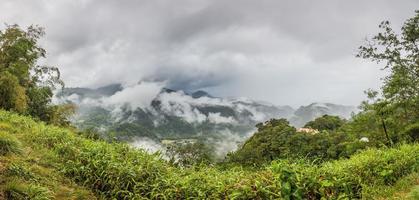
(229, 118, 366, 166)
(228, 119, 296, 166)
(362, 172, 419, 199)
(270, 144, 419, 199)
(6, 164, 42, 187)
(357, 10, 419, 144)
(402, 122, 419, 142)
(5, 180, 53, 200)
(76, 128, 102, 140)
(166, 141, 215, 167)
(0, 25, 73, 126)
(0, 131, 22, 155)
(409, 186, 419, 200)
(111, 123, 158, 140)
(0, 71, 27, 113)
(0, 110, 418, 199)
(304, 114, 345, 131)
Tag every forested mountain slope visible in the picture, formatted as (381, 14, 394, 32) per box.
(56, 85, 357, 139)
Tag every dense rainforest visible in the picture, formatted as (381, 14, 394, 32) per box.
(0, 10, 418, 200)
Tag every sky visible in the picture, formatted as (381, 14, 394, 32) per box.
(1, 0, 418, 107)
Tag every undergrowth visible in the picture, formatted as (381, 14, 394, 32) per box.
(0, 110, 418, 199)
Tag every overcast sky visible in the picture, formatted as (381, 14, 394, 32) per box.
(1, 0, 418, 107)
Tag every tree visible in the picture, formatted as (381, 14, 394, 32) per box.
(303, 115, 346, 131)
(0, 24, 73, 125)
(357, 10, 419, 129)
(166, 141, 215, 168)
(228, 119, 297, 166)
(229, 118, 369, 166)
(0, 71, 27, 113)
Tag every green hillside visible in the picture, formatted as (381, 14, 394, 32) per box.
(0, 110, 418, 199)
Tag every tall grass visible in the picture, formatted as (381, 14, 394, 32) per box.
(1, 110, 418, 199)
(409, 186, 419, 199)
(5, 180, 53, 200)
(0, 131, 22, 155)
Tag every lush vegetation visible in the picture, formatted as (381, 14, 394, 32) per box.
(0, 8, 418, 200)
(227, 117, 369, 166)
(0, 110, 418, 199)
(0, 24, 74, 126)
(304, 115, 346, 131)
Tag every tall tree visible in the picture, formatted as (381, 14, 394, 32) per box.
(0, 24, 73, 125)
(357, 10, 419, 139)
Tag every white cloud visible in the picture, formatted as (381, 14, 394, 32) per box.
(104, 82, 164, 110)
(209, 129, 255, 158)
(131, 137, 164, 154)
(207, 112, 236, 124)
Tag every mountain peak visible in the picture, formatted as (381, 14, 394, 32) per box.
(191, 90, 212, 98)
(160, 88, 178, 94)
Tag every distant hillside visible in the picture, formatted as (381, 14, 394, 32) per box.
(55, 83, 358, 155)
(57, 83, 123, 99)
(56, 83, 294, 139)
(290, 103, 358, 127)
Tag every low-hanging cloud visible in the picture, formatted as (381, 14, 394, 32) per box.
(130, 137, 165, 154)
(208, 129, 255, 158)
(105, 82, 164, 110)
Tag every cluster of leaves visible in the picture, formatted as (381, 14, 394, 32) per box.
(0, 25, 74, 126)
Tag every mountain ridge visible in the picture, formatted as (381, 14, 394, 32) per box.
(56, 83, 357, 139)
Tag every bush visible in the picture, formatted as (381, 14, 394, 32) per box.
(0, 131, 22, 156)
(403, 122, 419, 142)
(270, 144, 419, 199)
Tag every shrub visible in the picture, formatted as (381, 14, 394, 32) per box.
(0, 131, 22, 156)
(403, 122, 419, 142)
(270, 144, 419, 199)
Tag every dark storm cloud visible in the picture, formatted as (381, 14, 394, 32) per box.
(1, 0, 418, 106)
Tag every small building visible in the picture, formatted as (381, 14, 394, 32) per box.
(297, 127, 320, 135)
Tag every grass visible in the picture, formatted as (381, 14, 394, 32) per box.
(0, 113, 96, 199)
(408, 185, 419, 199)
(0, 109, 418, 199)
(5, 180, 53, 200)
(0, 131, 22, 156)
(363, 172, 419, 199)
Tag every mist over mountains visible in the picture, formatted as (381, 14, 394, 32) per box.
(55, 82, 358, 155)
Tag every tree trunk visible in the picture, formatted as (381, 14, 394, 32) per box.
(380, 112, 392, 146)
